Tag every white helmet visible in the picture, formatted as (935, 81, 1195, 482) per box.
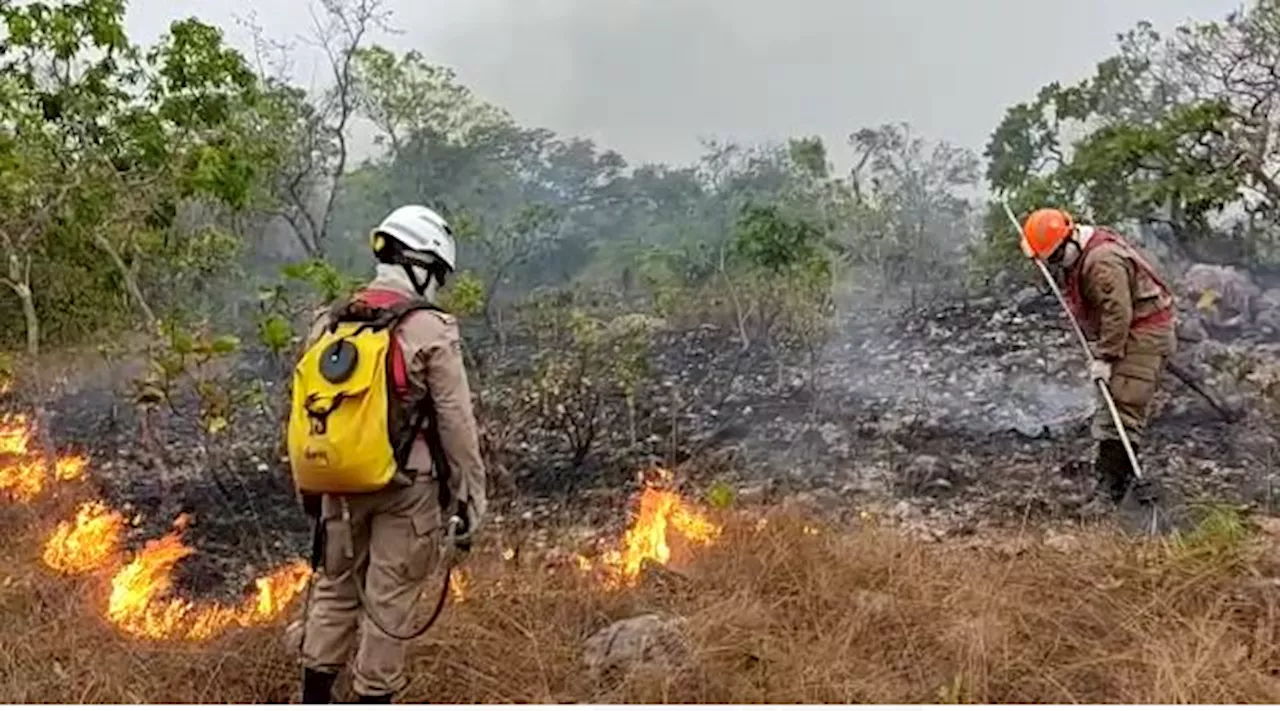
(371, 204, 457, 272)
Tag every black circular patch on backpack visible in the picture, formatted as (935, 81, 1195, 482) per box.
(319, 339, 358, 383)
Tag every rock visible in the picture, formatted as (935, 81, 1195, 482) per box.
(583, 614, 690, 677)
(898, 455, 952, 497)
(735, 485, 767, 506)
(1182, 263, 1261, 325)
(1012, 286, 1041, 312)
(1044, 532, 1080, 554)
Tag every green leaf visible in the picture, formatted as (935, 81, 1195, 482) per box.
(209, 334, 241, 355)
(206, 415, 228, 435)
(706, 481, 735, 510)
(257, 315, 294, 354)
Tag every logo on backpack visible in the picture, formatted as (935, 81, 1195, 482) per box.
(286, 294, 439, 495)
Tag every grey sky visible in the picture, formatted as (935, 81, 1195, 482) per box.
(125, 0, 1243, 170)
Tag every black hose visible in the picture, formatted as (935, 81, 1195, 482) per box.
(350, 546, 454, 642)
(298, 514, 458, 645)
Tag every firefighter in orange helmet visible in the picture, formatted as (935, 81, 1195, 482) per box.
(1021, 208, 1177, 507)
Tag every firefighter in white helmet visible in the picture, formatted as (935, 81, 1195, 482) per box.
(295, 205, 486, 703)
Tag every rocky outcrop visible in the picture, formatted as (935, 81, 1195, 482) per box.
(1182, 263, 1262, 328)
(583, 614, 690, 678)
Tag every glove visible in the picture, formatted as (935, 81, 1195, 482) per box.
(1088, 359, 1112, 382)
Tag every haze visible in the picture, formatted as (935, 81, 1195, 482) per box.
(125, 0, 1243, 169)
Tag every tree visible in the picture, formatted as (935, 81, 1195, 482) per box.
(0, 139, 75, 358)
(242, 0, 391, 259)
(456, 203, 564, 333)
(0, 0, 282, 355)
(847, 123, 980, 305)
(353, 45, 507, 155)
(983, 2, 1280, 267)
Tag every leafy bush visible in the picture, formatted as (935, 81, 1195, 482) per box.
(527, 305, 661, 466)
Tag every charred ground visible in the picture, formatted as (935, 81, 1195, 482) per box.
(9, 271, 1278, 604)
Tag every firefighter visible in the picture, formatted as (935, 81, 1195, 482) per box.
(294, 205, 487, 703)
(1021, 208, 1177, 506)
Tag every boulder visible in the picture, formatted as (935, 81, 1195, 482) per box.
(1255, 289, 1280, 335)
(583, 613, 690, 678)
(897, 454, 954, 497)
(1012, 286, 1041, 312)
(1182, 264, 1261, 326)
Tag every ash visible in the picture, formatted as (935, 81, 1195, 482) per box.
(22, 270, 1280, 596)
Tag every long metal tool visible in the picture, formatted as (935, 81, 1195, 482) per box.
(1165, 360, 1244, 423)
(1000, 202, 1158, 533)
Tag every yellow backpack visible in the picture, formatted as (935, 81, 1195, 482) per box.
(286, 296, 440, 496)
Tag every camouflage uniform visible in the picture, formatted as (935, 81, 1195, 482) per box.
(299, 272, 486, 702)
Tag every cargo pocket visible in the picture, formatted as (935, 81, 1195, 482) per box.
(395, 505, 441, 581)
(1110, 355, 1161, 415)
(323, 516, 355, 578)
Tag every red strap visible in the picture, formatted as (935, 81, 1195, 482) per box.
(352, 288, 411, 395)
(1093, 229, 1172, 293)
(1131, 306, 1173, 331)
(1065, 228, 1172, 326)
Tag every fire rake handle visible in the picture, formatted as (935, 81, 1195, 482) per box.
(1000, 201, 1145, 484)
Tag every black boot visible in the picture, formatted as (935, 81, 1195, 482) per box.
(302, 668, 338, 704)
(357, 694, 393, 704)
(1097, 439, 1135, 505)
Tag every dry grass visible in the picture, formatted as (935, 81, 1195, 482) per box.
(4, 501, 1280, 703)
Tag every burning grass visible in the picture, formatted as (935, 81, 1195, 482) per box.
(1, 412, 313, 645)
(5, 386, 1280, 702)
(6, 501, 1280, 702)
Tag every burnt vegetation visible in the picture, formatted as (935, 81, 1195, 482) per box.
(6, 0, 1280, 703)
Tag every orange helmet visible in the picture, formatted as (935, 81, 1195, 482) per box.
(1021, 208, 1076, 260)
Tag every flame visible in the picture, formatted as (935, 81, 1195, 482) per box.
(55, 454, 87, 482)
(587, 476, 722, 588)
(0, 414, 29, 455)
(1, 384, 309, 643)
(106, 519, 312, 641)
(42, 501, 126, 574)
(0, 415, 43, 501)
(0, 415, 88, 501)
(449, 568, 469, 603)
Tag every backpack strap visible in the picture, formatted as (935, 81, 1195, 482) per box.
(326, 289, 457, 512)
(327, 291, 437, 394)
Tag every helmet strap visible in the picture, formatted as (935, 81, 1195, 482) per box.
(402, 264, 431, 297)
(400, 259, 451, 299)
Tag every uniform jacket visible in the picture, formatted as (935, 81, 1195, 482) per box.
(1064, 226, 1175, 361)
(304, 267, 487, 526)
